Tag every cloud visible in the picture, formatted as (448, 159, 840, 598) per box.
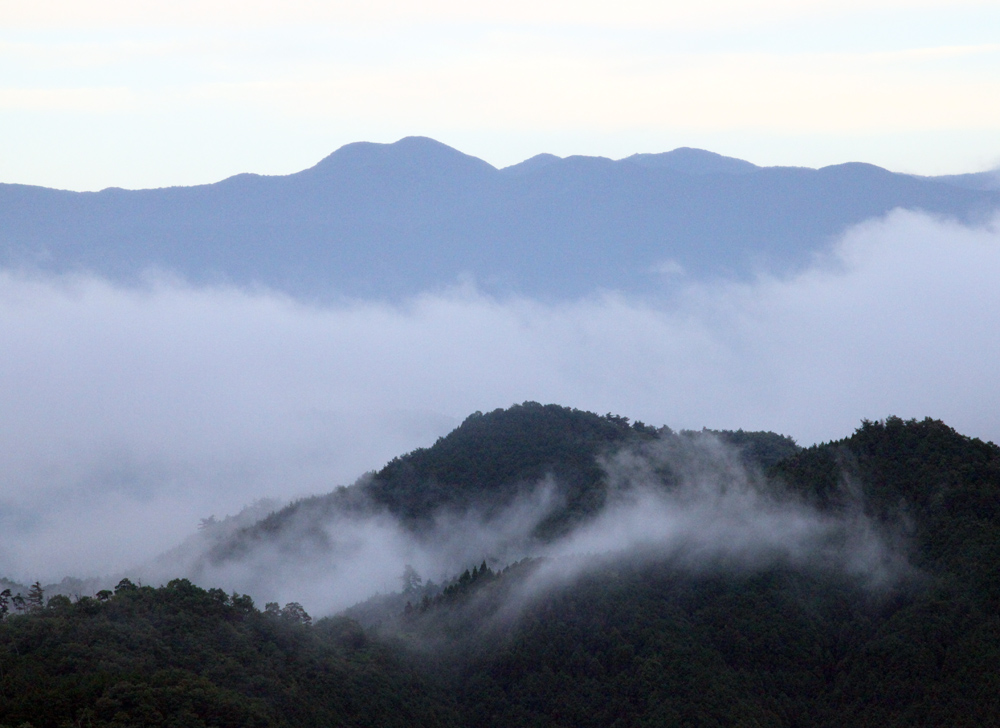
(0, 209, 998, 584)
(152, 479, 563, 613)
(548, 433, 904, 584)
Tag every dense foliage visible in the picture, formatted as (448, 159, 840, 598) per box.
(368, 403, 660, 534)
(386, 416, 1000, 727)
(0, 579, 457, 728)
(387, 556, 999, 727)
(223, 403, 798, 555)
(353, 415, 999, 727)
(774, 416, 1000, 606)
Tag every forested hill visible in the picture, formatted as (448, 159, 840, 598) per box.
(0, 412, 1000, 728)
(210, 403, 800, 560)
(365, 404, 656, 528)
(3, 137, 997, 299)
(363, 404, 800, 527)
(0, 579, 458, 728)
(773, 416, 1000, 603)
(370, 416, 1000, 727)
(3, 413, 1000, 726)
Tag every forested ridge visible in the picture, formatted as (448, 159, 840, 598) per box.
(213, 403, 799, 560)
(3, 407, 999, 727)
(0, 579, 457, 728)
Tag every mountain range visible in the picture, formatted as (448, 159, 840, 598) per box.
(3, 137, 998, 299)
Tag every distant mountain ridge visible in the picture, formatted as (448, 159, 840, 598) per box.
(920, 168, 1000, 192)
(2, 137, 997, 299)
(622, 147, 761, 175)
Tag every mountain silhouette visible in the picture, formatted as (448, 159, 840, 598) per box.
(2, 137, 996, 299)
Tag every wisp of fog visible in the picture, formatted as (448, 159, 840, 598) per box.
(0, 209, 996, 592)
(546, 434, 903, 585)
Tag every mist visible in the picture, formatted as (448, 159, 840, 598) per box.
(548, 433, 904, 586)
(146, 480, 565, 613)
(1, 209, 998, 585)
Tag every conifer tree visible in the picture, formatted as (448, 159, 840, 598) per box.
(25, 582, 44, 612)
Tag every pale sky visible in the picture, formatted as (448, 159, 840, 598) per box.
(2, 0, 1000, 190)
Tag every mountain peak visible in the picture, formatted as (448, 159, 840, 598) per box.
(624, 147, 759, 175)
(305, 136, 497, 177)
(500, 153, 563, 176)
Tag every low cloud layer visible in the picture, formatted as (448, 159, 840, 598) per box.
(1, 209, 998, 582)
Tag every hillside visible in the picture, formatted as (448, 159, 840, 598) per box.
(0, 579, 457, 728)
(2, 137, 996, 299)
(772, 416, 1000, 603)
(204, 403, 799, 565)
(2, 412, 999, 726)
(379, 417, 1000, 727)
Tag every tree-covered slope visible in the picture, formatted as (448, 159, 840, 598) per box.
(365, 404, 656, 529)
(3, 414, 1000, 727)
(375, 416, 1000, 728)
(397, 558, 999, 728)
(773, 416, 1000, 604)
(0, 579, 457, 728)
(213, 403, 798, 559)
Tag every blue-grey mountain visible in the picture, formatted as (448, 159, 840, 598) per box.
(1, 137, 997, 298)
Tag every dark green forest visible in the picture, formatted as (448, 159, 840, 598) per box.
(0, 579, 456, 728)
(3, 406, 999, 727)
(213, 403, 799, 560)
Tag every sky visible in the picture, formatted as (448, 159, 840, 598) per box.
(2, 0, 1000, 190)
(2, 210, 999, 582)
